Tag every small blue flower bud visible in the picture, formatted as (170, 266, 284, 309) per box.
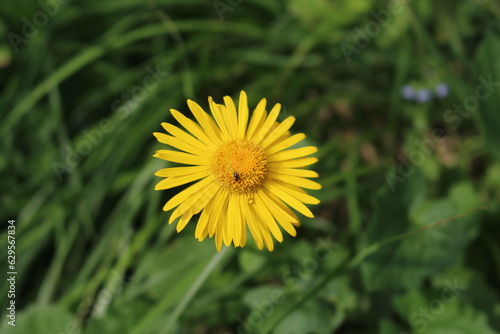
(414, 88, 432, 103)
(401, 85, 415, 100)
(434, 82, 449, 98)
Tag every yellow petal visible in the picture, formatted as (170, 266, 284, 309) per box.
(268, 146, 318, 162)
(176, 212, 193, 232)
(237, 91, 249, 139)
(254, 190, 283, 242)
(260, 116, 295, 149)
(186, 100, 224, 146)
(268, 157, 318, 169)
(276, 129, 291, 144)
(239, 228, 247, 247)
(267, 167, 319, 178)
(258, 221, 274, 251)
(222, 206, 231, 246)
(195, 206, 210, 241)
(215, 218, 223, 251)
(155, 165, 208, 177)
(168, 110, 219, 148)
(208, 97, 231, 141)
(228, 194, 244, 247)
(269, 173, 322, 190)
(153, 132, 210, 158)
(263, 182, 315, 218)
(273, 180, 320, 204)
(260, 188, 298, 236)
(226, 195, 237, 246)
(195, 188, 221, 240)
(265, 188, 301, 227)
(262, 188, 300, 224)
(163, 176, 214, 211)
(252, 103, 281, 145)
(169, 180, 218, 224)
(160, 119, 211, 151)
(189, 183, 220, 216)
(223, 96, 238, 139)
(266, 133, 306, 155)
(245, 98, 267, 141)
(153, 150, 207, 166)
(155, 170, 210, 190)
(245, 201, 264, 249)
(217, 104, 234, 138)
(208, 189, 229, 237)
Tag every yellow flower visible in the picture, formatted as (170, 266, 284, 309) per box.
(153, 91, 321, 251)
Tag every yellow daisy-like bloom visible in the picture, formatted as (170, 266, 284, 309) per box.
(153, 91, 321, 251)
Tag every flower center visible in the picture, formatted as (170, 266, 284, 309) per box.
(212, 140, 267, 194)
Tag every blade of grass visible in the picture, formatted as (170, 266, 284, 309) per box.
(130, 247, 234, 334)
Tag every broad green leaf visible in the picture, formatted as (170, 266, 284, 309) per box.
(361, 177, 481, 290)
(485, 163, 500, 190)
(273, 300, 336, 334)
(82, 299, 151, 334)
(360, 170, 425, 290)
(243, 285, 286, 311)
(394, 290, 496, 334)
(379, 318, 407, 334)
(239, 249, 267, 274)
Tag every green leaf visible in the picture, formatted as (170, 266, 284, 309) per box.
(426, 304, 496, 334)
(242, 285, 284, 310)
(379, 318, 407, 334)
(485, 163, 500, 190)
(360, 170, 424, 290)
(431, 265, 500, 330)
(393, 290, 496, 334)
(82, 299, 151, 334)
(393, 289, 429, 320)
(239, 249, 267, 274)
(273, 300, 336, 334)
(361, 177, 481, 290)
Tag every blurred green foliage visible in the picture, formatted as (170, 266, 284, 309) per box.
(1, 0, 499, 333)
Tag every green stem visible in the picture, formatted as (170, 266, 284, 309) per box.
(130, 247, 233, 334)
(165, 247, 232, 331)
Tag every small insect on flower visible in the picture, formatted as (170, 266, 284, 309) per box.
(153, 90, 321, 251)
